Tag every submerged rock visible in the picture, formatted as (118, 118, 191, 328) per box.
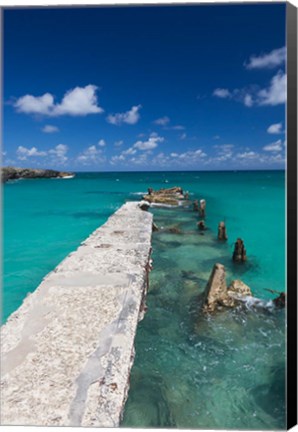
(168, 225, 183, 234)
(1, 166, 74, 183)
(203, 263, 252, 313)
(197, 220, 206, 231)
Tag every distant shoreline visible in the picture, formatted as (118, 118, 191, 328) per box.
(1, 166, 75, 183)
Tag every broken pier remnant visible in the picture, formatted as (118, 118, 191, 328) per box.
(199, 199, 206, 218)
(218, 221, 228, 241)
(202, 263, 252, 313)
(142, 186, 185, 206)
(197, 220, 206, 231)
(232, 238, 247, 262)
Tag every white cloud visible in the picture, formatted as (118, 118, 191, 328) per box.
(17, 146, 47, 160)
(213, 88, 231, 98)
(244, 94, 253, 107)
(122, 147, 137, 156)
(98, 139, 106, 147)
(114, 140, 123, 147)
(257, 71, 287, 106)
(178, 149, 207, 159)
(130, 153, 149, 165)
(49, 144, 68, 164)
(76, 145, 104, 165)
(267, 122, 283, 134)
(236, 151, 258, 159)
(263, 139, 283, 152)
(245, 47, 286, 69)
(213, 71, 286, 108)
(42, 125, 59, 133)
(15, 93, 54, 115)
(16, 143, 68, 164)
(107, 105, 141, 125)
(110, 154, 126, 165)
(154, 116, 170, 126)
(133, 134, 164, 151)
(214, 144, 234, 151)
(53, 85, 103, 116)
(213, 144, 234, 161)
(14, 85, 103, 117)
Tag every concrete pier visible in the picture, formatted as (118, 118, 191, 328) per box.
(1, 202, 153, 427)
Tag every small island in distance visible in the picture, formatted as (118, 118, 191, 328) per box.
(1, 166, 75, 183)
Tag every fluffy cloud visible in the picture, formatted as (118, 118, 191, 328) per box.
(213, 144, 234, 161)
(245, 47, 286, 69)
(14, 85, 103, 117)
(153, 148, 207, 168)
(98, 139, 106, 147)
(133, 134, 164, 151)
(213, 71, 286, 107)
(111, 134, 164, 165)
(42, 125, 59, 133)
(213, 88, 231, 98)
(243, 94, 253, 107)
(16, 144, 68, 164)
(236, 151, 258, 159)
(54, 85, 103, 116)
(257, 71, 286, 106)
(122, 147, 137, 156)
(15, 94, 54, 115)
(107, 105, 141, 125)
(48, 144, 68, 164)
(154, 116, 170, 126)
(17, 146, 47, 160)
(267, 122, 283, 134)
(76, 145, 104, 165)
(263, 139, 283, 152)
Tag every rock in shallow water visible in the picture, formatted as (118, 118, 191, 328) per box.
(203, 263, 252, 313)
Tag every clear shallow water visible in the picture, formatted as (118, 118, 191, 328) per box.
(122, 205, 285, 429)
(3, 170, 285, 429)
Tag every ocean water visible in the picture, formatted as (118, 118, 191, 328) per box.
(2, 170, 285, 429)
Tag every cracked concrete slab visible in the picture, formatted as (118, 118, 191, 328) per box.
(1, 202, 152, 427)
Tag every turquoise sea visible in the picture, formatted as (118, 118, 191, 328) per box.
(2, 170, 286, 429)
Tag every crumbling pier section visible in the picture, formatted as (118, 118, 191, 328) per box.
(1, 202, 153, 427)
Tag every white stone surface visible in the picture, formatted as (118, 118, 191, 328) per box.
(1, 202, 153, 427)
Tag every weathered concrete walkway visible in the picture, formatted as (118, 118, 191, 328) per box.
(1, 202, 153, 427)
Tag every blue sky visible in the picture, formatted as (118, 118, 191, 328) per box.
(3, 3, 287, 171)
